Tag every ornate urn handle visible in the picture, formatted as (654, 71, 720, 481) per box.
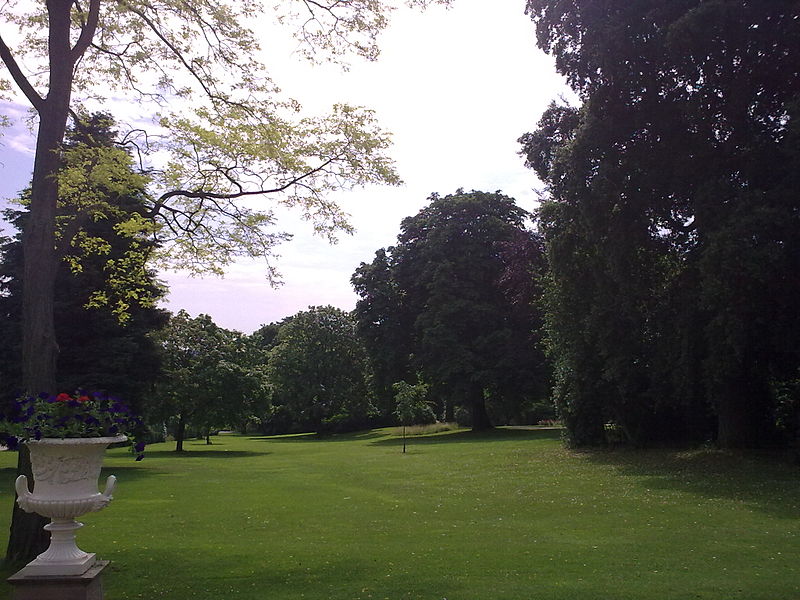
(14, 475, 33, 513)
(95, 475, 117, 510)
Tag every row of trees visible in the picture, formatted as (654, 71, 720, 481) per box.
(150, 192, 556, 440)
(3, 187, 552, 446)
(3, 2, 795, 452)
(520, 0, 800, 448)
(2, 121, 549, 443)
(151, 305, 377, 442)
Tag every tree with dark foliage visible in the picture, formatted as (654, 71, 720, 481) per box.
(521, 0, 800, 448)
(353, 190, 550, 431)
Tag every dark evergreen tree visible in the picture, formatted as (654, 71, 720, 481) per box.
(351, 248, 415, 422)
(0, 114, 168, 409)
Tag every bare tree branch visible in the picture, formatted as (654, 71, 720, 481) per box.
(152, 154, 341, 208)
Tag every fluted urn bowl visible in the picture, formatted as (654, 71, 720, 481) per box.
(15, 435, 125, 576)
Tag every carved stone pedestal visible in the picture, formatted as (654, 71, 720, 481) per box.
(7, 559, 108, 600)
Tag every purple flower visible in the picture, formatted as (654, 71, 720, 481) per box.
(1, 435, 19, 451)
(111, 402, 130, 415)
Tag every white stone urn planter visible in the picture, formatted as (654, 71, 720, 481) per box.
(15, 435, 125, 576)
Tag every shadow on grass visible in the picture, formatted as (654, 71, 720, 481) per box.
(371, 427, 563, 446)
(98, 464, 156, 483)
(141, 449, 270, 459)
(581, 446, 800, 519)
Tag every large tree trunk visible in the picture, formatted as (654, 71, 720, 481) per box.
(175, 414, 187, 452)
(21, 109, 64, 393)
(7, 115, 63, 565)
(469, 386, 492, 432)
(716, 367, 774, 449)
(6, 0, 81, 566)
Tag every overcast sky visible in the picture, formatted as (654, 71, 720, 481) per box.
(0, 0, 570, 333)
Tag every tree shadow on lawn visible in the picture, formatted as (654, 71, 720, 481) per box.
(141, 449, 270, 459)
(581, 446, 800, 519)
(371, 427, 563, 447)
(98, 464, 157, 483)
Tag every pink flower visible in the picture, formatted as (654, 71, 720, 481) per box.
(55, 393, 72, 403)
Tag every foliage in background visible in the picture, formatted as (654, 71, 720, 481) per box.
(150, 311, 266, 450)
(266, 306, 373, 434)
(521, 0, 800, 448)
(352, 190, 551, 430)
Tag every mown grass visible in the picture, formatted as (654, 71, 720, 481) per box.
(0, 428, 798, 599)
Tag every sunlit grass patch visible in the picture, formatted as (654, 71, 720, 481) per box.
(391, 422, 462, 436)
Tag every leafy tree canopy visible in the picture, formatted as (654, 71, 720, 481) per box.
(353, 190, 550, 431)
(0, 1, 460, 276)
(267, 305, 372, 434)
(151, 310, 265, 450)
(0, 113, 167, 406)
(521, 0, 800, 448)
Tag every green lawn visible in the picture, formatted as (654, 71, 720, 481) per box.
(0, 428, 798, 599)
